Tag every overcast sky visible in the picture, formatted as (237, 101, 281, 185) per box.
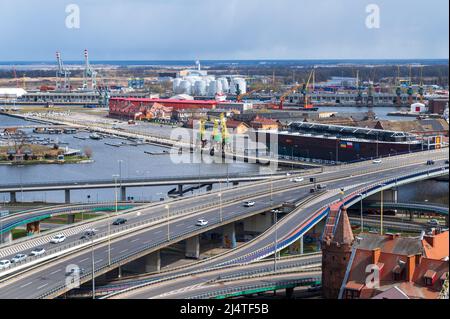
(0, 0, 448, 61)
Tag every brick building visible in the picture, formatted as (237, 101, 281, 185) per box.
(321, 206, 355, 299)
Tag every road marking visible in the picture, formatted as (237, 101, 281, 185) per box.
(130, 238, 139, 243)
(96, 259, 103, 263)
(120, 249, 129, 253)
(20, 282, 33, 288)
(50, 269, 61, 275)
(37, 283, 48, 290)
(154, 230, 163, 234)
(79, 258, 89, 263)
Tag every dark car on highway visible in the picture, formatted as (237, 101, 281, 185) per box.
(113, 218, 128, 226)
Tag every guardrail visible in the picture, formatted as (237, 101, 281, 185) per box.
(190, 276, 321, 299)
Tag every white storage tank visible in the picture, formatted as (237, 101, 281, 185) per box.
(208, 80, 218, 96)
(194, 80, 207, 96)
(173, 78, 182, 93)
(218, 78, 229, 93)
(230, 77, 247, 95)
(179, 80, 192, 95)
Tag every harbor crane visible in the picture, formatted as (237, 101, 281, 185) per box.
(55, 51, 71, 91)
(278, 69, 315, 110)
(82, 49, 98, 91)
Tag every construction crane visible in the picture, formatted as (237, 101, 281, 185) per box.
(83, 49, 97, 91)
(278, 69, 315, 110)
(418, 66, 425, 103)
(407, 65, 414, 105)
(55, 51, 71, 91)
(12, 66, 19, 88)
(237, 88, 261, 102)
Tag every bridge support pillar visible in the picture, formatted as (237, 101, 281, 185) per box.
(144, 251, 161, 273)
(64, 189, 71, 204)
(222, 223, 237, 249)
(10, 192, 16, 203)
(120, 187, 127, 202)
(288, 236, 304, 255)
(67, 214, 76, 224)
(185, 235, 200, 259)
(178, 185, 183, 196)
(1, 231, 12, 244)
(243, 213, 272, 233)
(26, 221, 40, 235)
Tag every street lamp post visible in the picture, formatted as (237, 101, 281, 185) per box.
(359, 193, 364, 233)
(113, 175, 119, 216)
(274, 209, 278, 273)
(165, 204, 170, 241)
(91, 238, 96, 299)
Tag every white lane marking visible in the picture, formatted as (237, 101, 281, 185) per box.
(96, 259, 103, 263)
(154, 230, 163, 234)
(37, 283, 48, 290)
(20, 282, 33, 288)
(50, 269, 61, 275)
(130, 238, 139, 243)
(79, 258, 89, 263)
(120, 249, 129, 254)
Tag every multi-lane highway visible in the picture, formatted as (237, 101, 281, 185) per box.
(69, 254, 322, 298)
(0, 149, 447, 299)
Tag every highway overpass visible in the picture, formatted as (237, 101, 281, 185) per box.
(0, 149, 447, 299)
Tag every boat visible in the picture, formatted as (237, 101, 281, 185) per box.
(89, 133, 102, 140)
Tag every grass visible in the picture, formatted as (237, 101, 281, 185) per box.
(11, 229, 27, 240)
(45, 212, 101, 224)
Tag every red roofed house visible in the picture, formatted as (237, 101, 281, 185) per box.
(321, 205, 449, 299)
(340, 229, 449, 299)
(249, 116, 279, 131)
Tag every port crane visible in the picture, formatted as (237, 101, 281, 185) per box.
(82, 49, 98, 91)
(237, 88, 262, 102)
(55, 51, 71, 91)
(277, 69, 315, 110)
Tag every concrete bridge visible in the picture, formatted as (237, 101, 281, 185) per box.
(0, 150, 446, 299)
(0, 172, 293, 204)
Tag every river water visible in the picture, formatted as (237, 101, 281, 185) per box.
(0, 112, 447, 204)
(0, 114, 260, 203)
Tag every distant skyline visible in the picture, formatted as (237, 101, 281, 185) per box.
(0, 0, 448, 61)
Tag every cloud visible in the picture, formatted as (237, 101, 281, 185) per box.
(0, 0, 448, 60)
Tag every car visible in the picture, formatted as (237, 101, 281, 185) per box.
(317, 184, 327, 190)
(65, 267, 85, 276)
(426, 160, 435, 165)
(291, 177, 304, 183)
(50, 234, 66, 244)
(372, 159, 382, 164)
(113, 218, 128, 226)
(10, 253, 27, 263)
(445, 160, 449, 164)
(80, 229, 96, 240)
(0, 260, 11, 270)
(244, 201, 256, 207)
(29, 247, 46, 257)
(196, 219, 209, 227)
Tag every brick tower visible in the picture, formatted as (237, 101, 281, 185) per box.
(321, 206, 354, 299)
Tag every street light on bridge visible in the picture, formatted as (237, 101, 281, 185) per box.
(165, 204, 170, 241)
